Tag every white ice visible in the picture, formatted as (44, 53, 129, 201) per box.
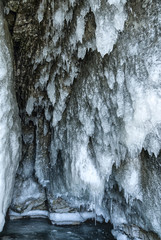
(0, 3, 21, 231)
(22, 0, 161, 239)
(26, 96, 36, 116)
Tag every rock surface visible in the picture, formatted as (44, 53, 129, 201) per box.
(1, 0, 161, 239)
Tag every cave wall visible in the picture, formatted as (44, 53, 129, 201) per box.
(2, 0, 161, 239)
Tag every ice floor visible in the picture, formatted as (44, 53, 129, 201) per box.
(0, 218, 115, 240)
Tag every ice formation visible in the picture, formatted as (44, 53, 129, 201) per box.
(2, 0, 161, 239)
(0, 2, 21, 232)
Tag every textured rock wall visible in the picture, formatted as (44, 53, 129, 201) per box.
(3, 0, 161, 239)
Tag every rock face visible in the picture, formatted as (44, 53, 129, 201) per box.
(0, 1, 21, 232)
(1, 0, 161, 239)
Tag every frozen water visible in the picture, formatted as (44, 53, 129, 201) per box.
(0, 2, 21, 232)
(6, 0, 161, 240)
(90, 0, 127, 56)
(11, 178, 46, 213)
(0, 219, 115, 240)
(41, 1, 161, 239)
(26, 96, 36, 116)
(50, 212, 95, 225)
(37, 0, 46, 23)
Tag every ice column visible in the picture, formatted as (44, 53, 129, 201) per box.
(0, 3, 21, 231)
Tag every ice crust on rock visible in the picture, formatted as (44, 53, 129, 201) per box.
(7, 0, 161, 239)
(0, 3, 21, 231)
(9, 210, 103, 225)
(26, 96, 36, 116)
(92, 0, 127, 56)
(11, 178, 46, 213)
(45, 1, 161, 238)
